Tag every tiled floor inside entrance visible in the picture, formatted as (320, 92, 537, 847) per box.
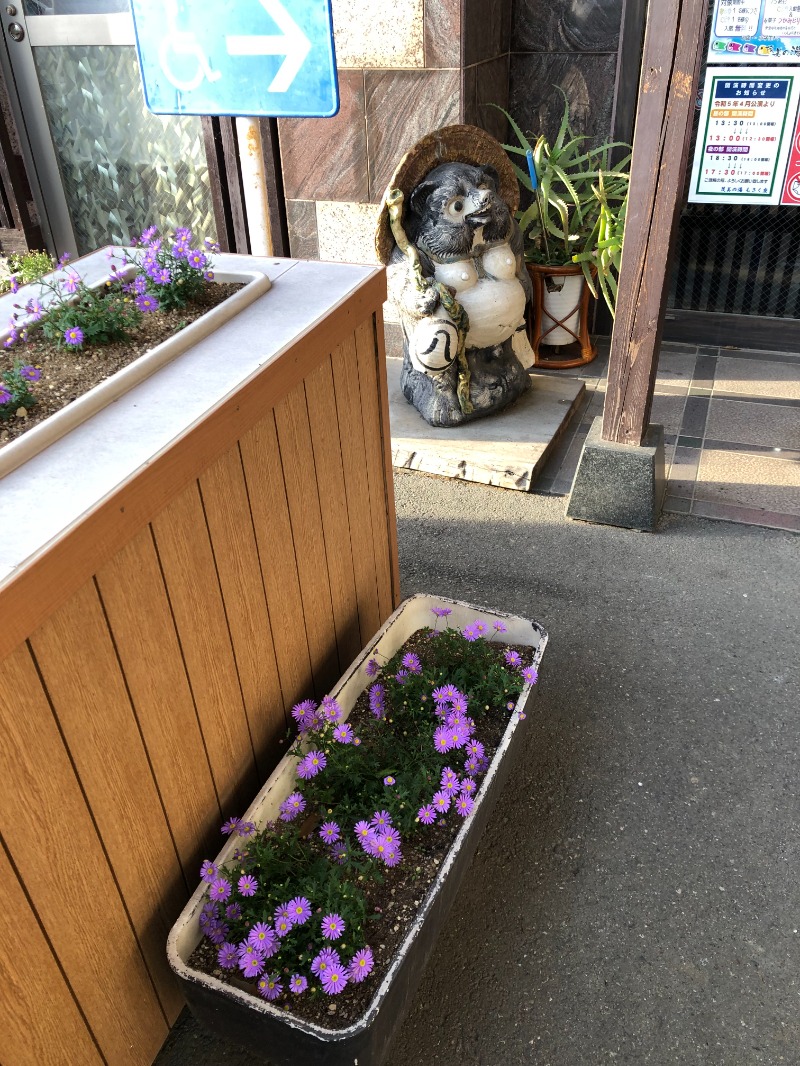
(534, 340, 800, 533)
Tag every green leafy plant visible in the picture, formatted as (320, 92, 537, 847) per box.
(36, 269, 143, 348)
(0, 249, 53, 294)
(493, 95, 631, 315)
(0, 362, 39, 420)
(111, 225, 217, 312)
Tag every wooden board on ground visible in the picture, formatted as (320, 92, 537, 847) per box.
(387, 358, 584, 491)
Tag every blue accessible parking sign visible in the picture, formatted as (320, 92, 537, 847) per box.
(130, 0, 338, 118)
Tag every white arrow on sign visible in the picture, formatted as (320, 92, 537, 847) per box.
(226, 0, 312, 93)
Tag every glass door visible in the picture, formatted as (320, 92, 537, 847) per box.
(1, 1, 217, 259)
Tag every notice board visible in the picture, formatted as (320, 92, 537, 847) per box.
(708, 0, 800, 62)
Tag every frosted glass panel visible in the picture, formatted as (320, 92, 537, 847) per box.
(33, 45, 216, 254)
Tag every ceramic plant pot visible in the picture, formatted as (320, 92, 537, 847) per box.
(167, 593, 548, 1066)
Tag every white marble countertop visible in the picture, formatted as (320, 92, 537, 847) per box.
(0, 253, 381, 583)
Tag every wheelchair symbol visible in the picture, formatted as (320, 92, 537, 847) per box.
(159, 0, 221, 92)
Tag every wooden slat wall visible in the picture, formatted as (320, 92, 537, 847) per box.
(0, 280, 399, 1066)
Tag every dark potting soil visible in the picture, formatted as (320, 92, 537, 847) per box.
(188, 629, 534, 1032)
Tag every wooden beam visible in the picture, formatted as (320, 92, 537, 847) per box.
(602, 0, 709, 446)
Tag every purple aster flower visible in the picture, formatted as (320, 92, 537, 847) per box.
(466, 738, 485, 759)
(504, 649, 522, 668)
(279, 792, 306, 821)
(441, 775, 460, 795)
(333, 723, 353, 744)
(257, 972, 282, 1000)
(447, 723, 469, 750)
(63, 326, 83, 346)
(274, 915, 293, 937)
(225, 902, 242, 921)
(311, 947, 339, 976)
(248, 922, 278, 955)
(443, 684, 460, 701)
(291, 698, 317, 731)
(460, 777, 477, 796)
(354, 820, 372, 844)
(394, 668, 409, 684)
(384, 775, 396, 786)
(217, 942, 238, 969)
(455, 793, 475, 817)
(321, 913, 346, 940)
(431, 606, 452, 618)
(432, 686, 451, 704)
(305, 750, 327, 776)
(24, 300, 43, 322)
(321, 695, 342, 722)
(433, 725, 451, 753)
(464, 756, 479, 774)
(290, 973, 308, 993)
(188, 250, 208, 270)
(382, 827, 401, 850)
(521, 665, 539, 684)
(140, 224, 158, 242)
(441, 766, 458, 785)
(384, 846, 402, 867)
(434, 701, 447, 720)
(321, 961, 348, 994)
(365, 658, 380, 677)
(204, 269, 215, 281)
(221, 817, 242, 835)
(200, 860, 218, 883)
(61, 274, 78, 295)
(209, 877, 231, 903)
(9, 276, 18, 293)
(0, 386, 11, 404)
(353, 737, 361, 746)
(319, 820, 341, 844)
(418, 804, 437, 825)
(363, 830, 382, 858)
(238, 944, 265, 978)
(450, 694, 468, 714)
(330, 840, 348, 864)
(288, 896, 312, 924)
(274, 902, 293, 924)
(493, 619, 508, 633)
(348, 947, 374, 983)
(402, 652, 422, 674)
(462, 625, 480, 642)
(175, 226, 192, 241)
(369, 683, 386, 719)
(135, 293, 159, 313)
(432, 790, 451, 813)
(238, 820, 257, 839)
(370, 810, 392, 830)
(207, 920, 229, 944)
(472, 619, 489, 636)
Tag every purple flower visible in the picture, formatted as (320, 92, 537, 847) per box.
(290, 973, 308, 993)
(333, 723, 353, 744)
(248, 923, 278, 955)
(354, 820, 372, 845)
(432, 685, 450, 703)
(0, 386, 12, 405)
(455, 793, 474, 817)
(348, 947, 374, 983)
(311, 947, 339, 976)
(431, 606, 452, 618)
(274, 915, 293, 937)
(462, 625, 479, 642)
(321, 961, 348, 995)
(61, 274, 78, 295)
(200, 860, 218, 883)
(466, 738, 485, 760)
(321, 913, 346, 940)
(521, 665, 539, 684)
(238, 874, 258, 896)
(187, 250, 208, 270)
(217, 942, 238, 969)
(365, 658, 380, 677)
(418, 804, 437, 825)
(432, 790, 450, 813)
(299, 750, 326, 779)
(402, 652, 422, 674)
(321, 695, 342, 722)
(140, 225, 158, 242)
(319, 820, 340, 844)
(446, 723, 469, 750)
(9, 276, 18, 293)
(238, 820, 257, 839)
(274, 902, 292, 924)
(370, 810, 392, 830)
(504, 649, 522, 668)
(442, 684, 460, 701)
(460, 777, 477, 796)
(238, 943, 265, 978)
(291, 698, 317, 731)
(225, 902, 242, 921)
(369, 683, 386, 719)
(135, 293, 159, 313)
(25, 300, 43, 322)
(493, 619, 508, 633)
(441, 766, 458, 786)
(204, 269, 215, 281)
(279, 791, 306, 821)
(394, 668, 409, 684)
(63, 326, 83, 346)
(209, 877, 231, 903)
(288, 896, 312, 925)
(330, 841, 348, 864)
(207, 920, 229, 945)
(257, 972, 282, 1000)
(382, 827, 401, 850)
(221, 817, 242, 835)
(383, 775, 396, 786)
(433, 725, 451, 753)
(384, 845, 402, 868)
(472, 619, 489, 636)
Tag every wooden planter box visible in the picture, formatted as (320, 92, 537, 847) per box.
(168, 594, 548, 1066)
(0, 255, 398, 1066)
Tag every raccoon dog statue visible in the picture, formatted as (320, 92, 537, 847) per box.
(387, 160, 534, 427)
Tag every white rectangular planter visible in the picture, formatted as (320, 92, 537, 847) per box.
(167, 593, 548, 1066)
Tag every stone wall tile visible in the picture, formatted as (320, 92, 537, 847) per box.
(278, 71, 368, 203)
(286, 200, 319, 260)
(463, 55, 510, 140)
(464, 0, 512, 66)
(333, 0, 424, 67)
(317, 201, 382, 264)
(512, 0, 624, 53)
(508, 52, 619, 146)
(424, 0, 462, 68)
(365, 69, 461, 202)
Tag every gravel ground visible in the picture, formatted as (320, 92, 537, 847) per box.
(156, 471, 800, 1066)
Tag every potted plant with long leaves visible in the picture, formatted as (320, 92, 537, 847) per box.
(493, 96, 630, 367)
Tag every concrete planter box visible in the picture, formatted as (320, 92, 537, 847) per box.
(0, 255, 397, 1066)
(167, 593, 548, 1066)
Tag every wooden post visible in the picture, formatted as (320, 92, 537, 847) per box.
(602, 0, 709, 446)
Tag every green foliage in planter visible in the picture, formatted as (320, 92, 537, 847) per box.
(194, 608, 537, 1006)
(0, 249, 53, 294)
(37, 273, 143, 348)
(493, 94, 631, 316)
(112, 225, 218, 311)
(0, 362, 39, 420)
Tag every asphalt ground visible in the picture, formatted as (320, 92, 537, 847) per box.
(156, 471, 800, 1066)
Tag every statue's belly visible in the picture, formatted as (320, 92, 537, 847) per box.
(458, 277, 527, 349)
